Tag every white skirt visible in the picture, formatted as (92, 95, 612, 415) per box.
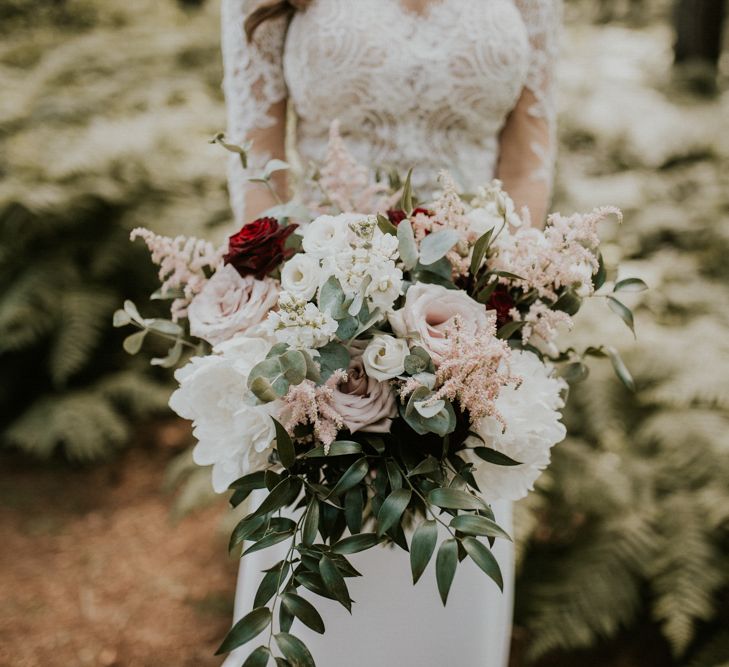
(222, 495, 513, 667)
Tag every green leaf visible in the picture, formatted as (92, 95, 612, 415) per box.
(553, 288, 582, 316)
(251, 478, 301, 519)
(254, 561, 289, 608)
(397, 219, 419, 270)
(302, 498, 319, 546)
(281, 593, 325, 634)
(332, 532, 381, 555)
(436, 538, 458, 605)
(279, 350, 307, 384)
(215, 607, 272, 655)
(593, 252, 607, 290)
(150, 339, 183, 368)
(404, 354, 427, 375)
(279, 598, 294, 633)
(327, 457, 369, 498)
(377, 213, 398, 236)
(605, 345, 636, 392)
(336, 316, 358, 339)
(272, 418, 295, 469)
(275, 659, 292, 667)
(399, 167, 414, 213)
(229, 516, 266, 551)
(317, 341, 350, 380)
(344, 487, 364, 534)
(496, 320, 526, 340)
(242, 646, 272, 667)
(419, 229, 460, 265)
(243, 529, 294, 556)
(319, 555, 351, 612)
(427, 488, 489, 511)
(407, 456, 441, 478)
(410, 519, 438, 584)
(304, 441, 362, 458)
(377, 488, 412, 536)
(473, 447, 521, 467)
(461, 536, 503, 590)
(122, 330, 147, 355)
(386, 461, 403, 490)
(450, 515, 511, 541)
(146, 318, 183, 336)
(264, 158, 290, 178)
(469, 229, 494, 275)
(560, 361, 590, 384)
(613, 277, 648, 293)
(123, 299, 143, 323)
(248, 357, 291, 402)
(274, 633, 316, 667)
(607, 295, 636, 336)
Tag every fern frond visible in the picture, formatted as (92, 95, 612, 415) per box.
(95, 370, 172, 418)
(650, 495, 726, 656)
(49, 288, 117, 386)
(4, 390, 129, 461)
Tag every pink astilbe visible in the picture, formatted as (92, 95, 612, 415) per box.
(428, 315, 520, 425)
(398, 376, 426, 402)
(283, 370, 347, 452)
(130, 228, 224, 321)
(410, 171, 471, 277)
(315, 121, 398, 214)
(490, 206, 622, 301)
(511, 302, 574, 356)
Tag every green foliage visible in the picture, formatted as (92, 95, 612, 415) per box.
(0, 0, 227, 461)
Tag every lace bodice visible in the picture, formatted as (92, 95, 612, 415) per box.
(221, 0, 561, 223)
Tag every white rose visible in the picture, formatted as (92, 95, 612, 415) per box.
(188, 264, 279, 345)
(301, 213, 359, 259)
(467, 350, 567, 502)
(362, 335, 409, 381)
(281, 253, 323, 301)
(388, 283, 490, 365)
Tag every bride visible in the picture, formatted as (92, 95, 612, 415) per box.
(220, 0, 561, 665)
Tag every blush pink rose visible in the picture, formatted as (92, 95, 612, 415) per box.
(330, 348, 397, 434)
(388, 283, 490, 365)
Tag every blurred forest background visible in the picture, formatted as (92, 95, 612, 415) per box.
(1, 1, 728, 666)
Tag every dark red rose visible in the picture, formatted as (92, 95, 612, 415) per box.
(386, 207, 434, 226)
(223, 217, 298, 279)
(486, 285, 515, 328)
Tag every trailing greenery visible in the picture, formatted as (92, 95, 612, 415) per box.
(0, 0, 227, 460)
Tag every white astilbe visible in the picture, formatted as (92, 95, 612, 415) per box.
(490, 206, 622, 301)
(263, 291, 338, 351)
(468, 349, 567, 502)
(130, 227, 224, 321)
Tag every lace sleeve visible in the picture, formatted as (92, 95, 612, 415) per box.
(513, 0, 562, 184)
(221, 0, 288, 224)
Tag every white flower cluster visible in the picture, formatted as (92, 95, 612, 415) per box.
(301, 213, 403, 316)
(468, 350, 567, 502)
(263, 291, 338, 351)
(168, 337, 279, 493)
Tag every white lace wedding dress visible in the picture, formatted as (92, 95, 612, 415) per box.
(220, 1, 560, 665)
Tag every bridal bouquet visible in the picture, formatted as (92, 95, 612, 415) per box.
(115, 128, 643, 666)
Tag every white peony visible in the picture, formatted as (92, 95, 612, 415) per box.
(388, 283, 490, 365)
(301, 213, 359, 259)
(187, 264, 279, 345)
(467, 350, 567, 502)
(362, 334, 409, 381)
(281, 253, 322, 301)
(168, 336, 279, 493)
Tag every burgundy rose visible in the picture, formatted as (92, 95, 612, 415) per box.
(386, 207, 434, 226)
(223, 217, 298, 280)
(486, 285, 515, 328)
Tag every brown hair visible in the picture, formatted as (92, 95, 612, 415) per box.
(244, 0, 312, 42)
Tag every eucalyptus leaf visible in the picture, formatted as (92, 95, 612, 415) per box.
(146, 318, 183, 336)
(112, 309, 131, 327)
(318, 276, 348, 319)
(123, 330, 147, 355)
(560, 361, 590, 384)
(150, 339, 183, 368)
(317, 341, 350, 380)
(419, 229, 460, 265)
(397, 219, 419, 270)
